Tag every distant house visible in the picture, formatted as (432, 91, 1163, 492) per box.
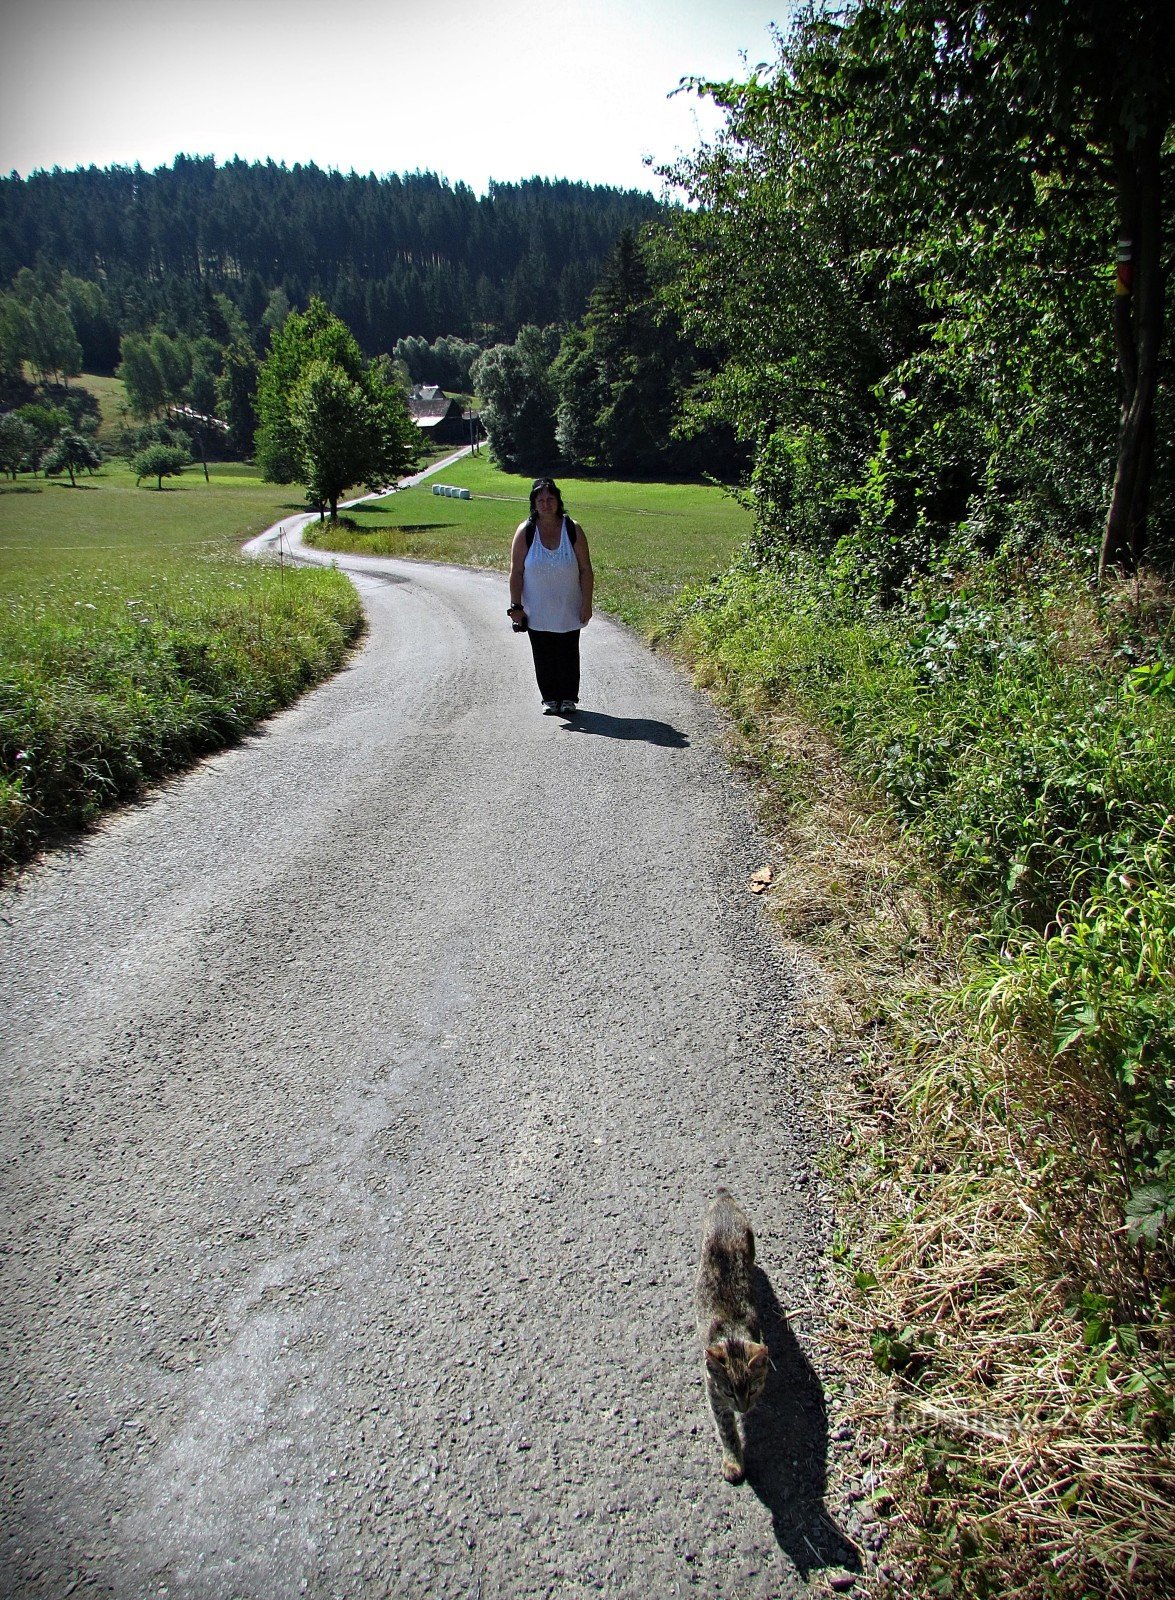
(407, 385, 480, 446)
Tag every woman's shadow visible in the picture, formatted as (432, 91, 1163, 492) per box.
(742, 1267, 860, 1579)
(559, 709, 688, 747)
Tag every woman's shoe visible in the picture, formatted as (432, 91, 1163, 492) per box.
(559, 699, 577, 715)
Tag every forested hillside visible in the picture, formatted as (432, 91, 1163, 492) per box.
(0, 157, 663, 360)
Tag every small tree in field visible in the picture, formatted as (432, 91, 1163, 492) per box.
(42, 430, 102, 486)
(255, 297, 418, 509)
(290, 359, 418, 520)
(291, 362, 376, 521)
(133, 442, 189, 489)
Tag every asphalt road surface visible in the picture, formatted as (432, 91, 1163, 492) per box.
(1, 534, 857, 1597)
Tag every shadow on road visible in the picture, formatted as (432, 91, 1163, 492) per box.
(743, 1267, 861, 1580)
(558, 710, 689, 747)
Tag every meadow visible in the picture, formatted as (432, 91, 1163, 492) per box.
(304, 452, 754, 629)
(0, 453, 363, 870)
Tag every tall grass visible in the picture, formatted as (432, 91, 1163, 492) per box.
(0, 464, 363, 870)
(666, 550, 1175, 1598)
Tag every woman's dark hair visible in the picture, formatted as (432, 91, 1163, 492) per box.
(529, 477, 564, 518)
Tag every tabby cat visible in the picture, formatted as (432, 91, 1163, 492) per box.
(695, 1187, 770, 1483)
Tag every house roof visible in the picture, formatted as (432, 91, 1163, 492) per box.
(410, 397, 456, 421)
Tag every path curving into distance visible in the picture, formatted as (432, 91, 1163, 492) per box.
(0, 462, 858, 1597)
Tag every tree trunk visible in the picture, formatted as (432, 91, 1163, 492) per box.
(1099, 128, 1166, 582)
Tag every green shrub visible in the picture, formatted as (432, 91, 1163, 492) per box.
(978, 839, 1175, 1234)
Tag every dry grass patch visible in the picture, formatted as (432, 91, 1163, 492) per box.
(675, 648, 1175, 1600)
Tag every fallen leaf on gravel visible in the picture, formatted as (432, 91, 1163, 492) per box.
(748, 866, 773, 893)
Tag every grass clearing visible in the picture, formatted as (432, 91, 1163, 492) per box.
(0, 461, 306, 582)
(1, 461, 362, 872)
(304, 454, 753, 629)
(71, 371, 130, 447)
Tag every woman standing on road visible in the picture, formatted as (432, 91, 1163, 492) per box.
(507, 477, 594, 716)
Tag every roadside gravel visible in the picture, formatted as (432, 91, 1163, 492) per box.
(1, 539, 858, 1598)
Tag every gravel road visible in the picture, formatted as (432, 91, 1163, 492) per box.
(1, 534, 857, 1598)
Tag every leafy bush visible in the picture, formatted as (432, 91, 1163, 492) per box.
(978, 839, 1175, 1234)
(670, 551, 1175, 1217)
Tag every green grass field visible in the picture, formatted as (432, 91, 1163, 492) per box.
(0, 460, 307, 583)
(307, 454, 754, 628)
(0, 458, 362, 871)
(72, 370, 131, 447)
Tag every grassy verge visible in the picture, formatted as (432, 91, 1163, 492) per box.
(304, 454, 753, 629)
(1, 462, 363, 872)
(665, 552, 1175, 1598)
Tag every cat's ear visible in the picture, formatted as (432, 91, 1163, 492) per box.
(747, 1343, 770, 1374)
(705, 1342, 729, 1371)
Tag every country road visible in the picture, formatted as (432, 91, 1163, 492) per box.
(0, 529, 860, 1597)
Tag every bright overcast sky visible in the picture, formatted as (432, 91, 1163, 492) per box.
(1, 0, 790, 196)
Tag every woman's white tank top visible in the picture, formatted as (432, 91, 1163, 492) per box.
(522, 518, 582, 633)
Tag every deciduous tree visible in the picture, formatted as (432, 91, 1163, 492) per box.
(118, 333, 167, 419)
(0, 413, 35, 477)
(258, 300, 418, 515)
(471, 326, 560, 472)
(132, 441, 189, 489)
(42, 430, 102, 486)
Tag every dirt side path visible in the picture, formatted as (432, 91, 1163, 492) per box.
(0, 554, 852, 1598)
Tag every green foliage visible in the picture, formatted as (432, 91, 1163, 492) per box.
(132, 442, 190, 488)
(0, 160, 662, 354)
(470, 325, 560, 472)
(0, 560, 362, 871)
(216, 338, 259, 456)
(254, 297, 368, 484)
(290, 358, 416, 518)
(13, 402, 71, 467)
(118, 419, 189, 463)
(0, 413, 36, 477)
(979, 838, 1175, 1224)
(569, 227, 679, 474)
(256, 299, 417, 514)
(0, 286, 83, 384)
(662, 0, 1175, 589)
(670, 549, 1175, 1214)
(118, 331, 168, 418)
(394, 333, 481, 393)
(42, 430, 102, 486)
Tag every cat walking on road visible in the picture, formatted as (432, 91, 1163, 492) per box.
(695, 1188, 770, 1484)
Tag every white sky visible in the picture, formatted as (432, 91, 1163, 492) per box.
(1, 0, 790, 196)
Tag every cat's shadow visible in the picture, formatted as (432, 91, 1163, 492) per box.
(743, 1266, 861, 1578)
